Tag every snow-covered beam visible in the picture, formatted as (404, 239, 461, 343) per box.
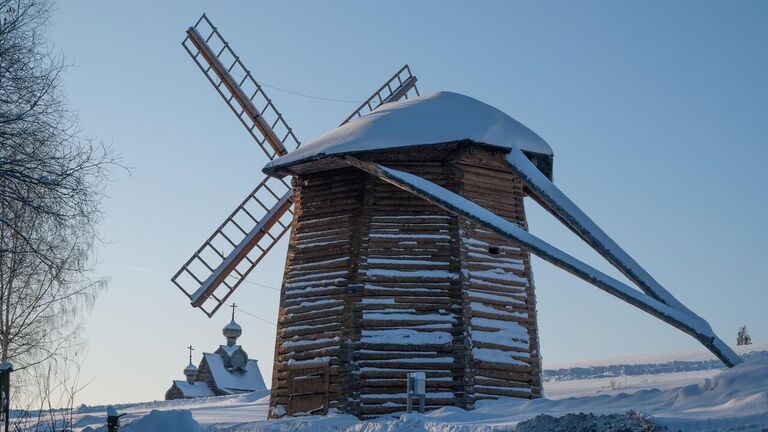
(506, 147, 693, 315)
(343, 156, 742, 368)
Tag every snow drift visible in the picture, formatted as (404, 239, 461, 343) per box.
(61, 357, 768, 432)
(120, 410, 203, 432)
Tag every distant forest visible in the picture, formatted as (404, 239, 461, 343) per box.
(544, 350, 768, 381)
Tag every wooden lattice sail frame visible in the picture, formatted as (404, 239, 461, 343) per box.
(171, 14, 419, 317)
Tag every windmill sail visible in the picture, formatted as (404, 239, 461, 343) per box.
(182, 14, 300, 159)
(171, 176, 293, 316)
(340, 64, 419, 126)
(175, 16, 421, 318)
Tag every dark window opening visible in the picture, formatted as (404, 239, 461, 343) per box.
(488, 246, 500, 255)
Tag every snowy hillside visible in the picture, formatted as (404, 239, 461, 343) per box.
(26, 345, 768, 432)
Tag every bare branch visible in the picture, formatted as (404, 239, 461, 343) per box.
(0, 0, 116, 415)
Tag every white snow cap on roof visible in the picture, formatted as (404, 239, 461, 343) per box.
(172, 380, 216, 398)
(203, 353, 266, 394)
(264, 91, 552, 173)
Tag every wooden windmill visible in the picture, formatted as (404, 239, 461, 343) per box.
(173, 14, 741, 419)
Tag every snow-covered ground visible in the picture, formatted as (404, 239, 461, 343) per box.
(34, 344, 768, 431)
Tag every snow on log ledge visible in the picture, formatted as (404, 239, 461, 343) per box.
(264, 91, 552, 174)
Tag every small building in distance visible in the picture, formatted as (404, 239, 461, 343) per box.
(166, 309, 267, 400)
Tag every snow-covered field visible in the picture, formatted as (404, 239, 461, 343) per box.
(36, 344, 768, 431)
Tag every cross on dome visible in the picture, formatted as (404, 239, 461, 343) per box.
(222, 302, 242, 344)
(182, 344, 198, 383)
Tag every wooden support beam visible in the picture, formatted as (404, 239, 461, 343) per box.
(341, 156, 742, 368)
(506, 147, 692, 314)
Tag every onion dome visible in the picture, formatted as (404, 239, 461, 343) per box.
(183, 361, 197, 383)
(183, 362, 197, 377)
(223, 319, 242, 339)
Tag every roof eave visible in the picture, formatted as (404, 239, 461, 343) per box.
(263, 140, 553, 180)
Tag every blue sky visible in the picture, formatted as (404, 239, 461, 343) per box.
(47, 1, 767, 404)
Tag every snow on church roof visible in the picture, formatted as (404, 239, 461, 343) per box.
(203, 353, 267, 394)
(264, 91, 552, 174)
(172, 380, 216, 398)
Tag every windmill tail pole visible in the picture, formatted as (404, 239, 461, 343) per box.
(507, 148, 696, 316)
(342, 156, 743, 368)
(505, 148, 742, 367)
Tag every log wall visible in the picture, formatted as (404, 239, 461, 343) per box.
(455, 148, 542, 399)
(269, 143, 542, 418)
(269, 168, 367, 414)
(355, 160, 465, 416)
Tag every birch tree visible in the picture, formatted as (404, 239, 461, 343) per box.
(1, 0, 116, 418)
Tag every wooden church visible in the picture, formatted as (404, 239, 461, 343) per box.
(261, 92, 553, 417)
(165, 308, 267, 400)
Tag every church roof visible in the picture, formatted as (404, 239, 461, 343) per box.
(170, 380, 216, 398)
(218, 344, 243, 357)
(202, 352, 267, 394)
(264, 91, 552, 176)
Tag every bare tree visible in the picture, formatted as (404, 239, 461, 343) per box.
(1, 0, 115, 264)
(0, 201, 104, 370)
(0, 0, 117, 423)
(9, 353, 87, 431)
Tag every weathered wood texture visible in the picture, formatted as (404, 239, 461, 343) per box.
(165, 383, 185, 400)
(269, 143, 542, 418)
(269, 168, 367, 415)
(455, 147, 542, 399)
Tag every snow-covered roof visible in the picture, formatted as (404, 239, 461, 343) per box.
(203, 353, 267, 394)
(264, 91, 552, 175)
(171, 380, 216, 398)
(218, 344, 242, 357)
(0, 361, 12, 371)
